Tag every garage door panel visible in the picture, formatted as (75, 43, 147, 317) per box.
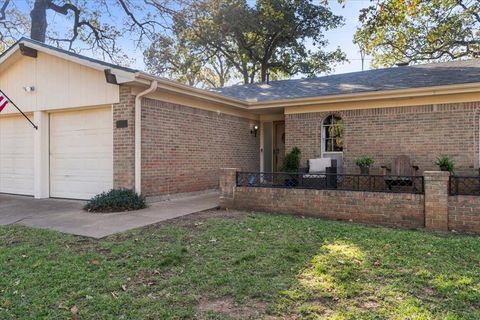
(50, 108, 113, 199)
(0, 115, 34, 195)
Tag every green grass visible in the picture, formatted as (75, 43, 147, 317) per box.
(1, 210, 479, 319)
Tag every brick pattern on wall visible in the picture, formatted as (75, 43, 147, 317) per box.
(230, 187, 425, 229)
(448, 196, 480, 233)
(285, 102, 480, 175)
(141, 98, 259, 196)
(113, 86, 135, 190)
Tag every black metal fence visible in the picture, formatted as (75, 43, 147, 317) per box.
(449, 176, 480, 196)
(236, 172, 424, 194)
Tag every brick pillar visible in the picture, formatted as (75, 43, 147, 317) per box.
(113, 86, 136, 190)
(424, 171, 450, 231)
(219, 168, 239, 208)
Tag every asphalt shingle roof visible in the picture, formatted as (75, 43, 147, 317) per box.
(211, 59, 480, 102)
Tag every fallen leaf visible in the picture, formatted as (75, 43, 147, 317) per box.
(111, 292, 118, 299)
(90, 260, 99, 265)
(70, 305, 79, 320)
(121, 284, 127, 291)
(2, 300, 11, 307)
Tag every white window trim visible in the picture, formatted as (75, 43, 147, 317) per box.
(321, 115, 344, 156)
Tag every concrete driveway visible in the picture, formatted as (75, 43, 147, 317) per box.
(0, 191, 218, 238)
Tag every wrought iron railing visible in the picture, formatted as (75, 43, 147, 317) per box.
(236, 172, 424, 194)
(449, 176, 480, 196)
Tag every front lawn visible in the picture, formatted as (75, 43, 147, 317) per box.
(1, 210, 479, 319)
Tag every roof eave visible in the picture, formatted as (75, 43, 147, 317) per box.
(134, 72, 250, 109)
(246, 82, 480, 110)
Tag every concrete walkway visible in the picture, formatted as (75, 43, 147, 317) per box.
(0, 191, 219, 238)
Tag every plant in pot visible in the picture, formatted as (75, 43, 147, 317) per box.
(281, 147, 301, 187)
(435, 155, 455, 173)
(355, 156, 374, 175)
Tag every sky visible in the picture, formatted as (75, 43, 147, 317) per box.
(324, 0, 372, 74)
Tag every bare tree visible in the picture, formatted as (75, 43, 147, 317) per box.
(0, 0, 181, 62)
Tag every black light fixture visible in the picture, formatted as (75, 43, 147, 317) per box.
(251, 124, 259, 137)
(104, 69, 118, 84)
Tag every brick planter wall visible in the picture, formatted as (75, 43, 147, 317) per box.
(448, 196, 480, 233)
(230, 187, 425, 229)
(220, 169, 480, 233)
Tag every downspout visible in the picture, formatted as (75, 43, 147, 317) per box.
(135, 80, 158, 194)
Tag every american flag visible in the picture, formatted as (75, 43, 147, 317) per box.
(0, 92, 9, 113)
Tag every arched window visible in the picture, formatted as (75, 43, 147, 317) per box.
(322, 115, 343, 152)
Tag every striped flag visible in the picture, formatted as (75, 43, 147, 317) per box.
(0, 93, 9, 113)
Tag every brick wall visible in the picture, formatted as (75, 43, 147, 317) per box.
(220, 169, 480, 234)
(141, 98, 259, 196)
(113, 86, 135, 189)
(448, 196, 480, 233)
(228, 187, 424, 229)
(285, 102, 480, 175)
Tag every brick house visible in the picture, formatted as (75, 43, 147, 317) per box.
(1, 37, 480, 200)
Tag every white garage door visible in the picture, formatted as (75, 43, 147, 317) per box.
(0, 115, 35, 195)
(50, 108, 113, 199)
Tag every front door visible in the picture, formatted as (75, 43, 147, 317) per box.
(273, 121, 285, 171)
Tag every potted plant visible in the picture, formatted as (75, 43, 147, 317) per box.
(355, 156, 374, 175)
(435, 155, 455, 173)
(281, 147, 301, 187)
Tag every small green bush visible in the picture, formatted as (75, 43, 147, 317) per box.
(355, 156, 375, 167)
(435, 155, 455, 173)
(84, 189, 146, 213)
(281, 147, 301, 172)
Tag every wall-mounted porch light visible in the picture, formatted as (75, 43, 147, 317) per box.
(250, 124, 259, 137)
(23, 86, 35, 92)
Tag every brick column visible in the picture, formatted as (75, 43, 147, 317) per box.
(113, 86, 136, 190)
(424, 171, 450, 231)
(219, 168, 239, 208)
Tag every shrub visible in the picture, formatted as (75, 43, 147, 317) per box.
(84, 189, 146, 213)
(281, 147, 301, 173)
(435, 155, 455, 173)
(355, 156, 375, 167)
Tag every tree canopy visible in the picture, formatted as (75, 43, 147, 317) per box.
(354, 0, 480, 67)
(145, 0, 346, 85)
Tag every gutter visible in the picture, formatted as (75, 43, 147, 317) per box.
(135, 80, 158, 195)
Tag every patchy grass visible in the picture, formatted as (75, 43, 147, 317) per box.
(1, 210, 479, 319)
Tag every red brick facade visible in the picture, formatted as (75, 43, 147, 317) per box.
(285, 102, 480, 175)
(113, 86, 136, 190)
(140, 98, 259, 196)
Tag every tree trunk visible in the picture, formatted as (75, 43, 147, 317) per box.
(260, 64, 268, 83)
(30, 0, 49, 42)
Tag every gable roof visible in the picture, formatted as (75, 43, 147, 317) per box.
(0, 37, 138, 73)
(211, 59, 480, 102)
